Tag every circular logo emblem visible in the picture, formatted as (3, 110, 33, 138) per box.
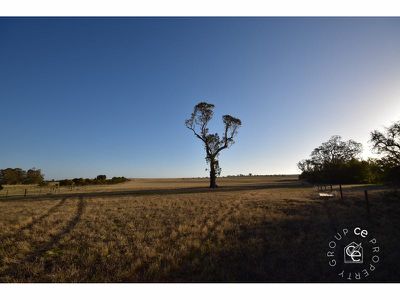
(327, 227, 381, 280)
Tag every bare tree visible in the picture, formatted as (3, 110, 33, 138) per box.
(370, 121, 400, 167)
(185, 102, 242, 188)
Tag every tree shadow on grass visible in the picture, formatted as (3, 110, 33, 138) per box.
(11, 198, 67, 236)
(150, 219, 334, 282)
(138, 198, 399, 283)
(1, 197, 86, 282)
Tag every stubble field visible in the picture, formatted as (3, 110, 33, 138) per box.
(0, 176, 399, 282)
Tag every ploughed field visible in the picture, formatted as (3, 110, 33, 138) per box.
(0, 176, 399, 282)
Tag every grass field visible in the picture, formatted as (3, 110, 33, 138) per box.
(0, 176, 399, 282)
(0, 176, 301, 198)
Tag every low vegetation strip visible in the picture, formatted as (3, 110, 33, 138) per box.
(0, 176, 300, 200)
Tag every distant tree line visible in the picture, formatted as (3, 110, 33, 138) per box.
(298, 120, 400, 185)
(58, 175, 129, 187)
(0, 169, 128, 190)
(0, 168, 44, 185)
(226, 174, 295, 177)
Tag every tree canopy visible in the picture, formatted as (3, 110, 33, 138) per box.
(0, 168, 44, 185)
(298, 136, 368, 184)
(370, 120, 400, 183)
(185, 102, 242, 188)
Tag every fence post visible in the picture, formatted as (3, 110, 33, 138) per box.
(24, 189, 27, 197)
(339, 184, 343, 201)
(6, 189, 8, 198)
(330, 185, 333, 192)
(364, 190, 371, 219)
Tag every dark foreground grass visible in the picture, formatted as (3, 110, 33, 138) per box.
(0, 182, 399, 282)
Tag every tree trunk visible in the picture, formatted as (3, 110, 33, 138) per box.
(209, 158, 217, 188)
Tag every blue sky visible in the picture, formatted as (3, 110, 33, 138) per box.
(1, 17, 400, 179)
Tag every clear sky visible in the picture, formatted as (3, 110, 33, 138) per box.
(1, 17, 400, 179)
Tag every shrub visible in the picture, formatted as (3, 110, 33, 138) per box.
(59, 176, 128, 186)
(0, 168, 44, 185)
(109, 177, 129, 184)
(59, 179, 74, 186)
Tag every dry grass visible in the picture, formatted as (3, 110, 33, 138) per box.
(0, 176, 399, 282)
(0, 176, 300, 198)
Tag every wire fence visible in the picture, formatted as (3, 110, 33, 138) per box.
(0, 184, 84, 198)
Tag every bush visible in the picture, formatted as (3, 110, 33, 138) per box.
(109, 177, 129, 184)
(59, 176, 128, 186)
(59, 179, 74, 186)
(96, 175, 107, 181)
(381, 166, 400, 185)
(72, 178, 85, 186)
(0, 168, 44, 185)
(38, 181, 49, 187)
(299, 159, 378, 184)
(24, 168, 44, 184)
